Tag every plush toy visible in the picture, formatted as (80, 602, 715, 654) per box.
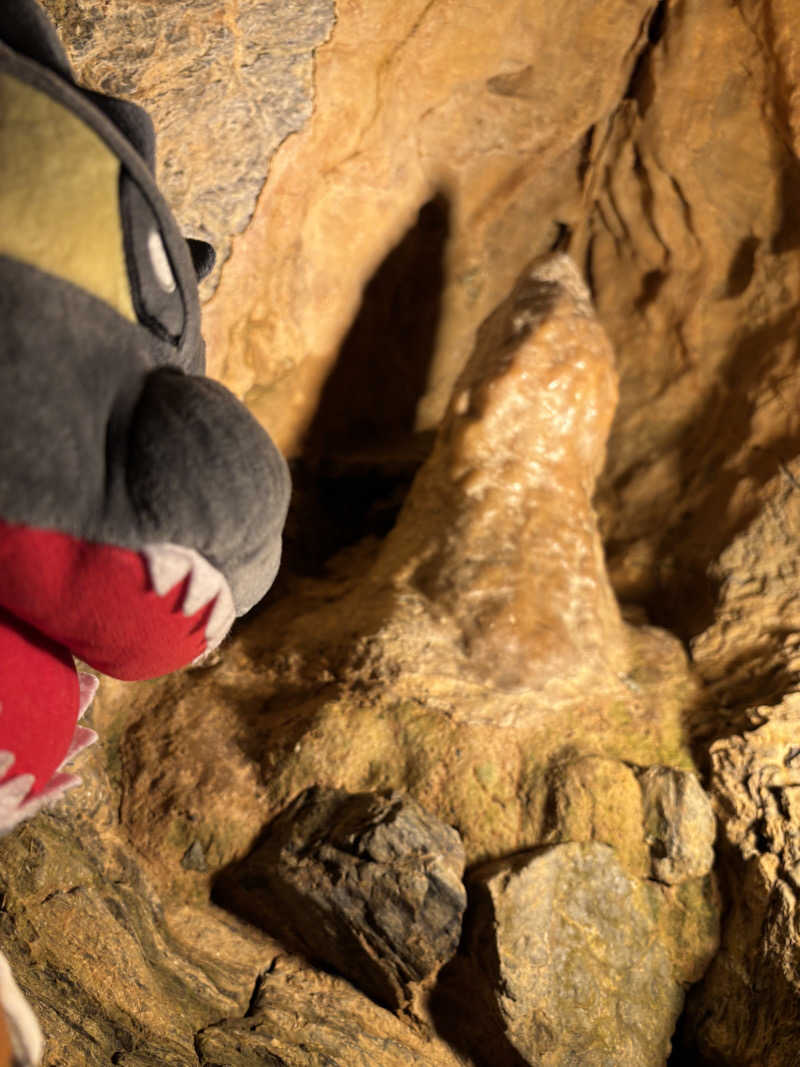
(0, 8, 291, 1060)
(0, 4, 291, 830)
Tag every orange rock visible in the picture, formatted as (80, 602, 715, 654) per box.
(202, 0, 656, 454)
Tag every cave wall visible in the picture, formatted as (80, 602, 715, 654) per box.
(4, 1, 800, 1064)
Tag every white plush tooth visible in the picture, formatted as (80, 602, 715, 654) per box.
(35, 771, 81, 800)
(0, 774, 33, 804)
(142, 543, 235, 651)
(182, 551, 222, 616)
(0, 751, 15, 778)
(0, 949, 45, 1066)
(59, 726, 99, 769)
(77, 672, 99, 717)
(204, 589, 235, 650)
(0, 773, 36, 824)
(142, 543, 194, 597)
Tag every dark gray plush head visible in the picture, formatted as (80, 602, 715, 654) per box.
(0, 2, 290, 616)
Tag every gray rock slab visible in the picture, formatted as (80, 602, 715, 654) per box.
(218, 787, 467, 1009)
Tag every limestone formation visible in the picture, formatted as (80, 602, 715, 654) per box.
(467, 843, 687, 1066)
(678, 694, 800, 1064)
(216, 787, 467, 1011)
(6, 0, 800, 1060)
(369, 254, 626, 696)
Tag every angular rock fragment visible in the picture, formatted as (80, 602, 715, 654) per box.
(542, 756, 716, 886)
(467, 841, 684, 1066)
(370, 253, 627, 696)
(637, 765, 716, 884)
(217, 787, 467, 1010)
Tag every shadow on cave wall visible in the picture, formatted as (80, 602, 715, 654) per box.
(282, 193, 449, 575)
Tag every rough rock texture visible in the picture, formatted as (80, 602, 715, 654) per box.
(195, 957, 468, 1067)
(217, 787, 467, 1011)
(202, 0, 657, 444)
(42, 0, 336, 292)
(466, 842, 706, 1066)
(638, 765, 717, 885)
(676, 694, 800, 1065)
(573, 0, 800, 635)
(9, 0, 800, 1060)
(690, 464, 800, 714)
(0, 742, 283, 1065)
(542, 756, 716, 885)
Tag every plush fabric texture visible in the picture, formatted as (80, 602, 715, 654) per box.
(0, 0, 290, 826)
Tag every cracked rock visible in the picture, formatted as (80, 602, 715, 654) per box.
(216, 787, 467, 1010)
(195, 957, 467, 1067)
(43, 0, 336, 291)
(467, 841, 685, 1066)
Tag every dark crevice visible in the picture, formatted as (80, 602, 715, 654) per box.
(648, 0, 667, 44)
(549, 221, 572, 252)
(724, 235, 760, 298)
(624, 0, 668, 113)
(578, 124, 595, 184)
(584, 235, 596, 299)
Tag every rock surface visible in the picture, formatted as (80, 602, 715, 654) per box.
(572, 0, 800, 636)
(466, 842, 693, 1066)
(368, 254, 625, 696)
(691, 464, 800, 715)
(195, 957, 468, 1067)
(217, 787, 467, 1011)
(677, 694, 800, 1064)
(43, 0, 336, 293)
(201, 0, 657, 443)
(638, 765, 717, 885)
(7, 0, 800, 1061)
(541, 756, 716, 885)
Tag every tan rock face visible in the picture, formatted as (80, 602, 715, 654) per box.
(691, 464, 800, 713)
(201, 0, 657, 448)
(14, 0, 800, 1060)
(570, 0, 800, 633)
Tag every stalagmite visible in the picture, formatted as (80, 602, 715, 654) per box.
(370, 254, 628, 696)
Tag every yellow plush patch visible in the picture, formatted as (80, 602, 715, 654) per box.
(0, 72, 135, 322)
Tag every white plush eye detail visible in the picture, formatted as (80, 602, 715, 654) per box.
(147, 228, 176, 293)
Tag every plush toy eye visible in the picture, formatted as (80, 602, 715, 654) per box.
(120, 171, 185, 343)
(147, 229, 176, 293)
